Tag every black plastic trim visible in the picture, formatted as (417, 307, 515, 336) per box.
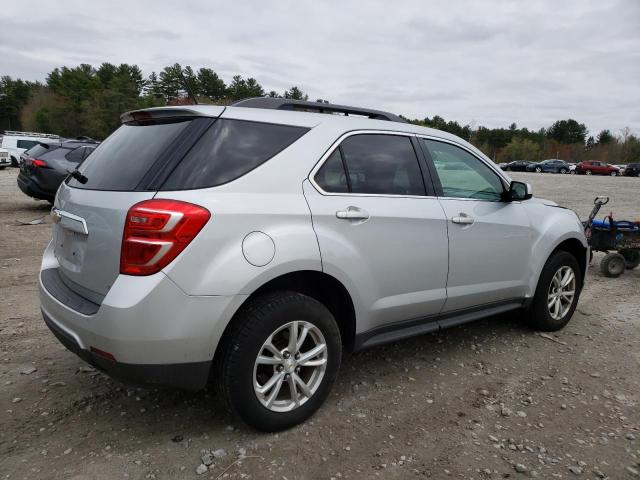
(41, 268, 100, 315)
(42, 310, 210, 391)
(354, 298, 524, 351)
(233, 97, 407, 123)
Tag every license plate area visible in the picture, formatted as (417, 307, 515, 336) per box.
(53, 225, 88, 272)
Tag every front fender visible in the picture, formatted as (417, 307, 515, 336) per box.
(524, 202, 588, 297)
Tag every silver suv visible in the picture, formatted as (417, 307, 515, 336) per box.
(40, 98, 587, 431)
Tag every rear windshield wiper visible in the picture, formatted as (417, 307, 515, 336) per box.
(67, 169, 88, 184)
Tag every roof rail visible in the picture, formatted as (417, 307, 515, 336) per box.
(232, 97, 407, 123)
(3, 130, 60, 139)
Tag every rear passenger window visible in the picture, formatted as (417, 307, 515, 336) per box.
(162, 119, 308, 190)
(315, 134, 425, 196)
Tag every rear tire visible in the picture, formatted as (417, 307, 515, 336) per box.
(560, 168, 567, 174)
(620, 249, 640, 270)
(535, 167, 542, 173)
(525, 251, 582, 331)
(600, 252, 625, 277)
(217, 291, 341, 432)
(585, 170, 592, 175)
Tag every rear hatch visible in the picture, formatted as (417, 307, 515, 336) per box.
(52, 108, 223, 303)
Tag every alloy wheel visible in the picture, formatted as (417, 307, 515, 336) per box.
(547, 266, 576, 320)
(253, 321, 328, 412)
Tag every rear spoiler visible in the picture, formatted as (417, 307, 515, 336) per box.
(120, 106, 225, 124)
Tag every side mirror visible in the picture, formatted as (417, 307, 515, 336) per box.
(507, 181, 533, 201)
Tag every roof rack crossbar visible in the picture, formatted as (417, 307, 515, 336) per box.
(3, 130, 60, 139)
(232, 97, 406, 123)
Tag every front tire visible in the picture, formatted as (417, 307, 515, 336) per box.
(560, 168, 568, 174)
(585, 170, 592, 175)
(217, 291, 341, 432)
(535, 167, 542, 173)
(525, 251, 581, 331)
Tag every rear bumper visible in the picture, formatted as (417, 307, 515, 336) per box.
(17, 172, 54, 201)
(40, 242, 247, 390)
(43, 310, 211, 390)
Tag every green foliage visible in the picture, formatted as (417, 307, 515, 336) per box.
(226, 75, 265, 101)
(283, 86, 308, 100)
(547, 119, 588, 144)
(3, 62, 638, 162)
(498, 137, 542, 162)
(0, 76, 34, 131)
(596, 129, 613, 145)
(620, 134, 640, 163)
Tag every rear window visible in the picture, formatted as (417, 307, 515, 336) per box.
(68, 120, 192, 190)
(25, 144, 57, 158)
(161, 119, 308, 190)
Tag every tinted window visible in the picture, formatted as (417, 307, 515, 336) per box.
(17, 139, 39, 150)
(422, 139, 504, 201)
(315, 149, 349, 193)
(335, 134, 425, 195)
(68, 120, 192, 190)
(163, 119, 308, 190)
(25, 144, 56, 158)
(65, 147, 86, 163)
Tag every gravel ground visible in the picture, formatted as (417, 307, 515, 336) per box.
(1, 168, 639, 479)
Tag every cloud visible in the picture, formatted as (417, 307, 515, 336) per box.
(0, 0, 638, 134)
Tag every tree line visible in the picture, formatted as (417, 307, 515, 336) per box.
(1, 63, 638, 164)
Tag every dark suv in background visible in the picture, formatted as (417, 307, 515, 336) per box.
(526, 159, 571, 173)
(622, 163, 640, 177)
(17, 138, 99, 202)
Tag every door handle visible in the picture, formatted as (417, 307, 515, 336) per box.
(336, 207, 370, 220)
(451, 213, 474, 225)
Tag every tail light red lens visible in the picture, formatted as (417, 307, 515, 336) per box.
(120, 199, 210, 276)
(30, 159, 48, 168)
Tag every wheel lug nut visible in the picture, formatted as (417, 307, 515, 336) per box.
(295, 367, 300, 373)
(283, 351, 290, 359)
(295, 353, 300, 360)
(285, 374, 290, 379)
(278, 365, 284, 372)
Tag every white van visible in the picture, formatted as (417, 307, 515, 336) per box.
(1, 131, 60, 167)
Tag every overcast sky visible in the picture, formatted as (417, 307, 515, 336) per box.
(1, 0, 638, 136)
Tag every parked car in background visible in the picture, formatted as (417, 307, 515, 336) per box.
(40, 98, 587, 431)
(526, 159, 571, 174)
(614, 165, 626, 175)
(575, 160, 620, 176)
(0, 148, 10, 169)
(501, 160, 533, 172)
(623, 163, 640, 176)
(1, 131, 61, 167)
(17, 138, 99, 202)
(568, 163, 577, 174)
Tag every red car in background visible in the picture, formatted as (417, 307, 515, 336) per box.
(575, 160, 620, 176)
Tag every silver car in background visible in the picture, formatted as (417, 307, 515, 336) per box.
(40, 98, 587, 431)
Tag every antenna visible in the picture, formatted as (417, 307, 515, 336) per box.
(179, 71, 198, 105)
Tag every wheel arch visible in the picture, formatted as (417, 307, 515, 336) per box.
(213, 270, 357, 369)
(551, 237, 588, 283)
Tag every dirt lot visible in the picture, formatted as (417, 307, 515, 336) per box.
(1, 169, 639, 479)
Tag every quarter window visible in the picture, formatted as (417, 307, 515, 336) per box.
(422, 139, 504, 201)
(315, 134, 425, 196)
(162, 119, 308, 190)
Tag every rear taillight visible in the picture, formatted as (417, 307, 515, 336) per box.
(30, 159, 49, 168)
(120, 199, 210, 276)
